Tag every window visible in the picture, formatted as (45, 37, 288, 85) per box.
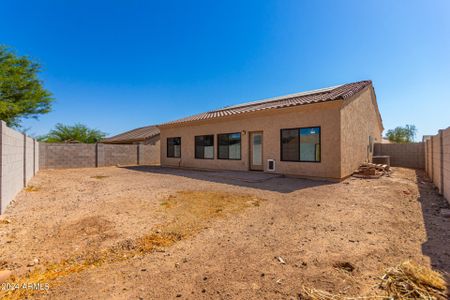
(195, 135, 214, 159)
(167, 137, 181, 158)
(281, 129, 299, 161)
(281, 127, 320, 162)
(218, 132, 241, 160)
(300, 127, 320, 162)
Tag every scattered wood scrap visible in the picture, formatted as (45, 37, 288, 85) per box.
(352, 163, 390, 179)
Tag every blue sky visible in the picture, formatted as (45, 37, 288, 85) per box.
(1, 0, 449, 139)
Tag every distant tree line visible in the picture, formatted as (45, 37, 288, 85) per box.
(386, 125, 417, 143)
(37, 123, 107, 143)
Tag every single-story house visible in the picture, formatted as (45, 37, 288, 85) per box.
(102, 125, 160, 145)
(158, 80, 383, 180)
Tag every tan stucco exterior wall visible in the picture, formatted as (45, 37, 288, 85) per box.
(160, 102, 342, 179)
(339, 87, 383, 177)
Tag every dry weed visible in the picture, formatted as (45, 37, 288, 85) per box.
(380, 261, 447, 300)
(24, 185, 39, 192)
(300, 287, 385, 300)
(301, 261, 448, 300)
(0, 191, 261, 299)
(90, 175, 109, 179)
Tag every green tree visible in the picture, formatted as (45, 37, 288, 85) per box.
(0, 45, 53, 128)
(38, 123, 107, 143)
(386, 124, 417, 143)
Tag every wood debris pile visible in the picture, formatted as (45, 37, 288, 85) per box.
(352, 163, 390, 179)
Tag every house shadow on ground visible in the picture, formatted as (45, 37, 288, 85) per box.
(415, 169, 450, 288)
(122, 165, 333, 193)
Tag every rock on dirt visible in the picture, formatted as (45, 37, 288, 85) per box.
(0, 270, 11, 283)
(275, 256, 286, 264)
(440, 209, 450, 218)
(27, 258, 39, 267)
(0, 218, 11, 224)
(333, 261, 355, 273)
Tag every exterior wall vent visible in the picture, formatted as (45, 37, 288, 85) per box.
(267, 159, 275, 172)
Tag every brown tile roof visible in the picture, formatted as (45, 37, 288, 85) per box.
(102, 125, 160, 144)
(161, 80, 372, 126)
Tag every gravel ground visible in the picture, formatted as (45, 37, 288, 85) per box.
(0, 166, 449, 299)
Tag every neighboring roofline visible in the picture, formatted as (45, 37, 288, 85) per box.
(101, 134, 161, 144)
(103, 125, 153, 138)
(101, 125, 160, 143)
(422, 135, 433, 142)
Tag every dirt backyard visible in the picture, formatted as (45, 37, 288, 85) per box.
(0, 166, 449, 299)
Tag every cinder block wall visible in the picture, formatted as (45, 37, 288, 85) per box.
(373, 143, 425, 169)
(443, 128, 450, 201)
(0, 121, 39, 214)
(425, 139, 432, 178)
(103, 144, 138, 166)
(141, 141, 160, 165)
(40, 143, 97, 169)
(25, 137, 35, 182)
(424, 127, 450, 204)
(432, 135, 442, 193)
(34, 139, 39, 176)
(39, 141, 160, 169)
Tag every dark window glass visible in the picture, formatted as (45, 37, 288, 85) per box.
(281, 127, 320, 162)
(218, 134, 229, 159)
(281, 129, 299, 161)
(167, 137, 181, 158)
(195, 135, 214, 159)
(218, 133, 241, 160)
